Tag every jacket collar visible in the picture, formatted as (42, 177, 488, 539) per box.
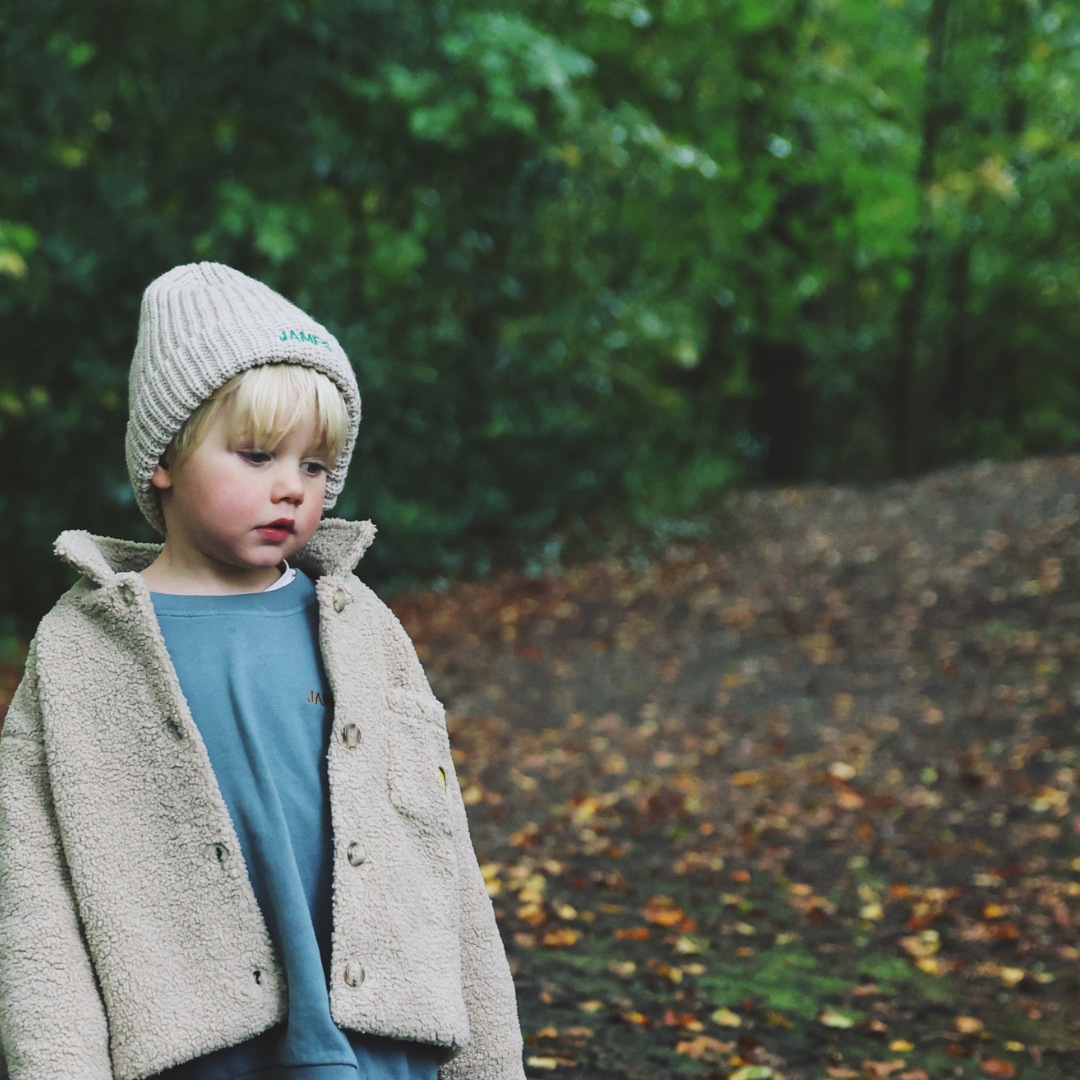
(54, 518, 377, 586)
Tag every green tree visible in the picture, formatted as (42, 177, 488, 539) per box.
(0, 0, 725, 633)
(3, 0, 1080, 637)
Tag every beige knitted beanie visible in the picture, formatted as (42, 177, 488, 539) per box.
(125, 262, 361, 534)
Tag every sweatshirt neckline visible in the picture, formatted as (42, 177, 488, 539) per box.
(150, 568, 316, 617)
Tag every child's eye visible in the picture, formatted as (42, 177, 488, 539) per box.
(239, 450, 271, 464)
(302, 461, 328, 476)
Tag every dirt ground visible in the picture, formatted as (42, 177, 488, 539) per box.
(392, 456, 1080, 1080)
(2, 457, 1079, 1080)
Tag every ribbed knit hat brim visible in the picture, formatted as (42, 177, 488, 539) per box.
(125, 263, 361, 534)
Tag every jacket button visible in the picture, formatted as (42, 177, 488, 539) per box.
(165, 719, 184, 741)
(333, 588, 348, 613)
(341, 723, 361, 748)
(209, 843, 229, 865)
(119, 583, 136, 606)
(347, 842, 366, 866)
(343, 961, 365, 987)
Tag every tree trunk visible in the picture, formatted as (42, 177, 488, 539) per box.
(890, 0, 951, 475)
(940, 242, 971, 435)
(749, 340, 811, 481)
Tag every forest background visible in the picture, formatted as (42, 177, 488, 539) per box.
(2, 0, 1080, 635)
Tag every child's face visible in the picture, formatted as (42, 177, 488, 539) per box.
(151, 398, 330, 573)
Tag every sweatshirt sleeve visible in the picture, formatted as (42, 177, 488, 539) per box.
(0, 648, 113, 1080)
(382, 611, 525, 1080)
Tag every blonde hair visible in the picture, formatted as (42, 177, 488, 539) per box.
(163, 364, 350, 469)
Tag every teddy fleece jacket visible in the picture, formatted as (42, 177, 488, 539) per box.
(0, 518, 525, 1080)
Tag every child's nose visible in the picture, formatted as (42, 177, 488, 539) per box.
(271, 466, 306, 503)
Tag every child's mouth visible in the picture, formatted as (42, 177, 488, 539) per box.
(255, 519, 295, 542)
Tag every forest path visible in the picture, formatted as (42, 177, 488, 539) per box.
(394, 456, 1080, 1080)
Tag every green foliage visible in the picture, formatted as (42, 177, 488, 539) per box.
(2, 0, 1080, 632)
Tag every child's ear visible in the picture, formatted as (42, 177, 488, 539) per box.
(150, 463, 173, 491)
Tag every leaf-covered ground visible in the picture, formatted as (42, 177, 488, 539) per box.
(392, 457, 1080, 1080)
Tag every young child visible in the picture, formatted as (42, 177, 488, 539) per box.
(0, 263, 525, 1080)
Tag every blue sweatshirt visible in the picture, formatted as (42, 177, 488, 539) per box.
(149, 570, 439, 1080)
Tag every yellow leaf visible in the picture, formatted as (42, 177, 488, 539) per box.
(818, 1009, 855, 1028)
(511, 768, 538, 791)
(862, 1062, 907, 1079)
(480, 862, 502, 897)
(642, 895, 686, 925)
(673, 934, 707, 954)
(675, 1035, 735, 1060)
(517, 902, 545, 926)
(899, 930, 939, 958)
(732, 770, 764, 787)
(836, 789, 865, 810)
(509, 822, 538, 847)
(921, 701, 944, 725)
(728, 1067, 774, 1080)
(541, 927, 580, 947)
(710, 1007, 743, 1027)
(1030, 786, 1068, 812)
(518, 873, 547, 903)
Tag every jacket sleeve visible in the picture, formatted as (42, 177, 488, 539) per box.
(383, 611, 525, 1080)
(438, 745, 526, 1080)
(0, 648, 113, 1080)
